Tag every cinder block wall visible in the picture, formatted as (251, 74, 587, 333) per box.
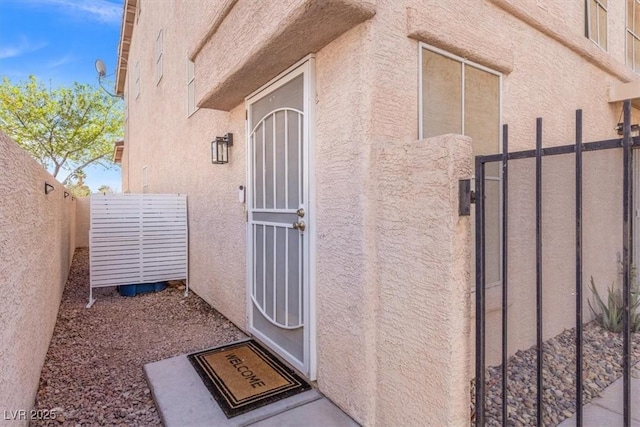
(0, 131, 76, 423)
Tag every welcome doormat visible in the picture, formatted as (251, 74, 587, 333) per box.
(188, 340, 311, 418)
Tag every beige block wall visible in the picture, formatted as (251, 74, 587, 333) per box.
(75, 197, 90, 248)
(119, 0, 638, 425)
(0, 132, 76, 423)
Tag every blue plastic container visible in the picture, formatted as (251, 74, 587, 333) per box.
(118, 282, 167, 297)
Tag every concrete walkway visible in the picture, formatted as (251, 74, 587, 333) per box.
(144, 348, 359, 427)
(558, 364, 640, 426)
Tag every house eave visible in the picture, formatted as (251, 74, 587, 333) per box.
(113, 140, 124, 163)
(115, 0, 137, 96)
(609, 80, 640, 109)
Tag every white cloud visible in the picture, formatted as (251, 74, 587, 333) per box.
(0, 36, 48, 59)
(47, 53, 75, 68)
(21, 0, 122, 24)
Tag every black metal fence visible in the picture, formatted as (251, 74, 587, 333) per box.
(474, 100, 636, 426)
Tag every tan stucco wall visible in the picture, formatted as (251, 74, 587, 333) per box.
(0, 132, 76, 423)
(119, 1, 637, 425)
(75, 197, 90, 248)
(370, 135, 473, 426)
(124, 1, 247, 328)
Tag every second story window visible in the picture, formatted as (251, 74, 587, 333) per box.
(187, 57, 197, 116)
(627, 0, 640, 71)
(134, 61, 140, 99)
(586, 0, 607, 50)
(156, 29, 163, 84)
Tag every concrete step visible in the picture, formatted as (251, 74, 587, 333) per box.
(144, 352, 358, 427)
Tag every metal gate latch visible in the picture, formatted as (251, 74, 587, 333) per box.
(459, 179, 475, 216)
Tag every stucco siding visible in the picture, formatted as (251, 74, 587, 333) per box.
(118, 0, 638, 425)
(367, 0, 630, 368)
(405, 0, 627, 367)
(123, 0, 247, 329)
(0, 132, 76, 423)
(314, 21, 378, 424)
(372, 135, 473, 426)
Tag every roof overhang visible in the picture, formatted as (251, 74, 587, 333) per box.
(609, 80, 640, 108)
(193, 0, 376, 111)
(113, 140, 124, 163)
(115, 0, 137, 96)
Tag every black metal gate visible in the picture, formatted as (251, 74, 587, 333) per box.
(474, 100, 637, 426)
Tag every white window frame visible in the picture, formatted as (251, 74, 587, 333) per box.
(418, 43, 503, 289)
(156, 29, 163, 85)
(142, 166, 148, 193)
(627, 0, 640, 72)
(186, 56, 197, 116)
(134, 61, 140, 99)
(586, 0, 608, 51)
(136, 0, 141, 24)
(418, 43, 503, 141)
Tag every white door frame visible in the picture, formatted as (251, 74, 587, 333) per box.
(245, 55, 316, 380)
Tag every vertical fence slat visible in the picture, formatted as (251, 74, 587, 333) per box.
(536, 117, 543, 427)
(501, 124, 509, 425)
(475, 157, 486, 427)
(622, 99, 632, 427)
(575, 109, 584, 427)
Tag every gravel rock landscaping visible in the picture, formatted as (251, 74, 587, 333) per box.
(31, 248, 246, 426)
(471, 322, 640, 426)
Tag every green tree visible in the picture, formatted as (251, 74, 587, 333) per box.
(97, 185, 114, 195)
(0, 76, 123, 185)
(67, 171, 91, 197)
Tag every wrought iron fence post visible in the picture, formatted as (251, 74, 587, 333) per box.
(622, 99, 632, 427)
(575, 109, 584, 427)
(475, 156, 486, 427)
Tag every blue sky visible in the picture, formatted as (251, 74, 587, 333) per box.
(0, 0, 124, 192)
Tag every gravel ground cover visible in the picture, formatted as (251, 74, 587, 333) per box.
(471, 323, 640, 426)
(31, 248, 246, 426)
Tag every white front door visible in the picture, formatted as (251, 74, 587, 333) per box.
(246, 60, 314, 377)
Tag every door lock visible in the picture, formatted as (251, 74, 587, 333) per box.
(292, 221, 306, 232)
(296, 208, 305, 218)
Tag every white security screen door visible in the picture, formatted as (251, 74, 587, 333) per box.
(247, 61, 313, 376)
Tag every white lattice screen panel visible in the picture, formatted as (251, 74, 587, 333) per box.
(88, 194, 188, 306)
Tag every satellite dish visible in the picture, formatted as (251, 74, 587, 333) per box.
(94, 59, 107, 78)
(93, 58, 122, 99)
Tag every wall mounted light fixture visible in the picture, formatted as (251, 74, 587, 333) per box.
(44, 182, 55, 195)
(211, 133, 233, 164)
(615, 122, 640, 136)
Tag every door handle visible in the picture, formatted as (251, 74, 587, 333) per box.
(292, 221, 306, 232)
(296, 208, 305, 218)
